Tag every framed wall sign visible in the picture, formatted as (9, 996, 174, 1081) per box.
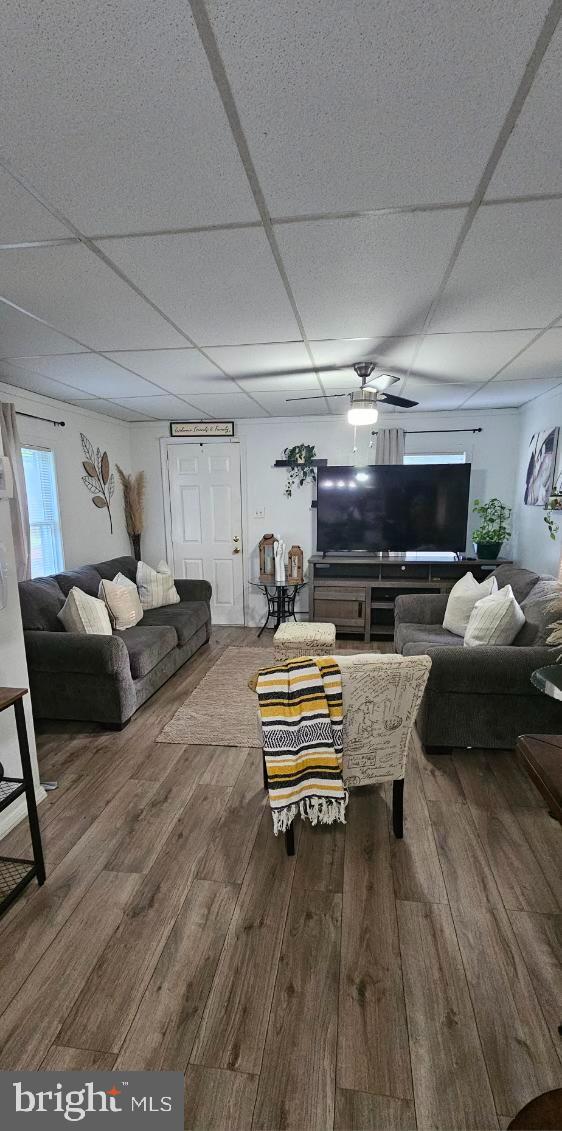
(170, 421, 234, 438)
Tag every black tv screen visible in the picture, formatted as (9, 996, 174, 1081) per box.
(316, 464, 471, 553)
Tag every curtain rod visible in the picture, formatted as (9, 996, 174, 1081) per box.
(16, 410, 65, 427)
(371, 427, 482, 435)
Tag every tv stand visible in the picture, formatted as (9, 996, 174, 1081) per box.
(308, 552, 510, 642)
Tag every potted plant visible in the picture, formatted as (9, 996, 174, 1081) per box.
(283, 444, 317, 497)
(116, 465, 146, 560)
(472, 497, 512, 560)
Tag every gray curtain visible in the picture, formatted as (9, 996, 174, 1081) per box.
(0, 402, 30, 580)
(375, 427, 405, 464)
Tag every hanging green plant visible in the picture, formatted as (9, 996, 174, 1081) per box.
(544, 507, 560, 541)
(283, 444, 317, 498)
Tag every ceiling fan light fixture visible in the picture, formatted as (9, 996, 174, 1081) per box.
(347, 404, 378, 426)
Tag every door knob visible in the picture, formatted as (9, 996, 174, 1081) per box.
(233, 535, 240, 542)
(233, 547, 241, 554)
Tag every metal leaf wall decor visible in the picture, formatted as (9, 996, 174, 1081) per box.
(80, 433, 115, 533)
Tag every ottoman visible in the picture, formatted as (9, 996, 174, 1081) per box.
(273, 621, 337, 661)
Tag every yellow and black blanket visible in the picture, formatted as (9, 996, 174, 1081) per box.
(255, 655, 347, 835)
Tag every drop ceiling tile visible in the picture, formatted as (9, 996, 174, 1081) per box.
(1, 2, 257, 233)
(205, 343, 313, 391)
(493, 328, 562, 381)
(5, 353, 162, 398)
(463, 378, 562, 408)
(276, 211, 463, 339)
(0, 360, 85, 401)
(105, 349, 233, 394)
(486, 27, 562, 198)
(0, 244, 186, 349)
(429, 200, 562, 333)
(106, 229, 300, 345)
(310, 336, 417, 388)
(0, 170, 70, 243)
(178, 392, 268, 418)
(402, 380, 477, 410)
(0, 302, 86, 358)
(251, 391, 333, 416)
(412, 330, 538, 383)
(208, 0, 549, 213)
(67, 399, 152, 421)
(110, 394, 206, 420)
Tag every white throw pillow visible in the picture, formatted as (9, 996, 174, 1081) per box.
(443, 572, 498, 637)
(464, 584, 525, 647)
(136, 559, 180, 610)
(58, 586, 113, 635)
(98, 577, 143, 631)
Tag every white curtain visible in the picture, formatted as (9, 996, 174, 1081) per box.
(0, 402, 30, 581)
(375, 427, 405, 464)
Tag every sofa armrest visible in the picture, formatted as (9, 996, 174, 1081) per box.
(418, 644, 560, 696)
(24, 630, 130, 677)
(175, 579, 212, 604)
(395, 592, 449, 626)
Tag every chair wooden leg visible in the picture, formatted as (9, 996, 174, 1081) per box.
(285, 824, 295, 856)
(392, 778, 404, 839)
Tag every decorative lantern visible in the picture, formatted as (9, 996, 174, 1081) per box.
(259, 533, 276, 581)
(288, 544, 304, 583)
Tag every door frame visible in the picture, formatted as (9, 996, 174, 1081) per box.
(160, 436, 246, 624)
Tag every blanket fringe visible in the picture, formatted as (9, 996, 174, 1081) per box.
(273, 793, 348, 836)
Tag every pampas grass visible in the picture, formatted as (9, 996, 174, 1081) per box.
(116, 465, 145, 536)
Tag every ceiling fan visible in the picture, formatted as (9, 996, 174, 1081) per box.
(286, 362, 418, 425)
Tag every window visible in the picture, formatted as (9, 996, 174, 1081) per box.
(404, 452, 466, 465)
(21, 447, 64, 577)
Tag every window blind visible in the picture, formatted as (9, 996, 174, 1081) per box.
(21, 447, 64, 577)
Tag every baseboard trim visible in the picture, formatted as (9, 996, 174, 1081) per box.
(0, 785, 47, 841)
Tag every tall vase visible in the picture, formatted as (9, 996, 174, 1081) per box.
(131, 533, 141, 561)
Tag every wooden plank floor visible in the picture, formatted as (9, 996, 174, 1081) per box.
(0, 627, 560, 1129)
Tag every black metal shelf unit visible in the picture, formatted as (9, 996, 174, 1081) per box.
(0, 689, 46, 916)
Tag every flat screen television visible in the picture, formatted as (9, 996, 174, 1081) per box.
(316, 464, 471, 553)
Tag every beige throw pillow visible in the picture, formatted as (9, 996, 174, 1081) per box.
(464, 584, 525, 647)
(136, 559, 180, 610)
(443, 571, 498, 637)
(58, 586, 113, 635)
(98, 577, 143, 630)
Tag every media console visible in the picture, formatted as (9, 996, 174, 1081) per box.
(308, 553, 511, 642)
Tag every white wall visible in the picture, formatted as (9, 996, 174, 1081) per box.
(514, 384, 562, 577)
(130, 406, 521, 627)
(0, 379, 132, 569)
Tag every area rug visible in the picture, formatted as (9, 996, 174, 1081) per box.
(157, 646, 272, 746)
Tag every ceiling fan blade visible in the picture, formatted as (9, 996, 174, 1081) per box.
(379, 392, 419, 408)
(366, 372, 400, 391)
(285, 392, 348, 402)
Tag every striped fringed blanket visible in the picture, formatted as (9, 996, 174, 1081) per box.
(255, 655, 347, 835)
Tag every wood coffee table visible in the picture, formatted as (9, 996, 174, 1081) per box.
(515, 734, 562, 824)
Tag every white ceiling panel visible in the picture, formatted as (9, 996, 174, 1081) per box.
(251, 391, 333, 416)
(178, 392, 268, 418)
(403, 381, 477, 410)
(110, 394, 206, 420)
(0, 360, 84, 401)
(0, 302, 85, 359)
(486, 27, 562, 198)
(106, 229, 300, 345)
(6, 353, 163, 398)
(276, 212, 463, 339)
(204, 342, 312, 387)
(105, 349, 231, 394)
(66, 398, 152, 421)
(208, 0, 549, 214)
(411, 330, 538, 383)
(493, 328, 562, 381)
(0, 244, 186, 349)
(0, 170, 70, 243)
(0, 2, 257, 233)
(429, 200, 562, 333)
(463, 378, 562, 408)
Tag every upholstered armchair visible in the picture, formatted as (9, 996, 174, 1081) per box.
(258, 652, 431, 854)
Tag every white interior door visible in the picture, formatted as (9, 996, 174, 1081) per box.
(167, 442, 244, 625)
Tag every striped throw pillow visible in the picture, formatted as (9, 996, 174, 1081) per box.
(58, 586, 113, 635)
(136, 560, 180, 610)
(464, 584, 525, 647)
(98, 577, 143, 630)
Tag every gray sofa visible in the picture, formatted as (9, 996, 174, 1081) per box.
(394, 564, 562, 751)
(19, 555, 211, 728)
